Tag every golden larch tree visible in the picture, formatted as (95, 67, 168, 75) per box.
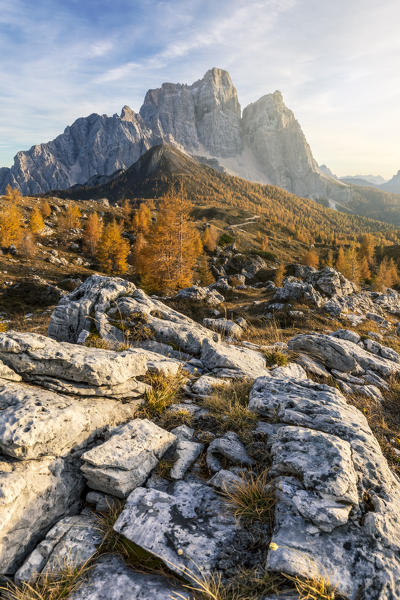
(30, 207, 45, 235)
(138, 186, 202, 292)
(275, 263, 285, 287)
(335, 246, 346, 275)
(5, 185, 22, 203)
(0, 203, 23, 247)
(40, 199, 52, 218)
(359, 234, 375, 265)
(97, 219, 130, 273)
(131, 202, 152, 235)
(359, 255, 371, 280)
(83, 212, 103, 256)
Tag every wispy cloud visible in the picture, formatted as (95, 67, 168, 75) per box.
(0, 0, 399, 177)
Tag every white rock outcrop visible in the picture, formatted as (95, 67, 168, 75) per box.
(80, 419, 176, 498)
(249, 373, 400, 599)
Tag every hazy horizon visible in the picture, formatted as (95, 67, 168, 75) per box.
(0, 0, 399, 179)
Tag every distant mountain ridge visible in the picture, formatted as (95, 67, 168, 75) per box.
(0, 68, 347, 201)
(381, 170, 400, 194)
(2, 67, 400, 225)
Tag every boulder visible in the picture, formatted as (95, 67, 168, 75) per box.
(249, 374, 400, 599)
(69, 555, 191, 600)
(49, 276, 219, 356)
(48, 275, 136, 343)
(273, 277, 324, 307)
(206, 431, 254, 472)
(201, 338, 267, 379)
(226, 253, 267, 280)
(113, 480, 237, 577)
(81, 419, 176, 498)
(15, 512, 101, 583)
(0, 381, 139, 460)
(0, 455, 84, 574)
(174, 285, 224, 306)
(288, 333, 400, 377)
(0, 331, 148, 399)
(294, 265, 357, 297)
(203, 317, 244, 338)
(191, 374, 229, 397)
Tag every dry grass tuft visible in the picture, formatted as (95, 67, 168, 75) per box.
(84, 334, 113, 350)
(283, 573, 344, 600)
(263, 350, 288, 367)
(222, 470, 275, 524)
(158, 408, 193, 430)
(170, 570, 234, 600)
(170, 565, 289, 600)
(0, 560, 92, 600)
(202, 379, 256, 437)
(141, 369, 185, 418)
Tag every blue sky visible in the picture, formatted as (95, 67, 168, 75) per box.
(0, 0, 399, 178)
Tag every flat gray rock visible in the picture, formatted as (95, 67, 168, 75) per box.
(0, 455, 84, 574)
(81, 419, 176, 498)
(201, 338, 267, 379)
(170, 439, 203, 479)
(114, 480, 237, 578)
(69, 555, 191, 600)
(0, 380, 139, 459)
(250, 374, 400, 600)
(207, 431, 254, 472)
(0, 331, 148, 397)
(15, 512, 101, 583)
(288, 332, 400, 377)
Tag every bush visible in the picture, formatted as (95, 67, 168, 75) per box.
(264, 351, 288, 367)
(222, 470, 275, 524)
(218, 233, 235, 246)
(141, 369, 185, 418)
(202, 379, 256, 437)
(247, 249, 277, 262)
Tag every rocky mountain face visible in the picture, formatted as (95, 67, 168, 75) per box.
(140, 67, 242, 157)
(381, 169, 400, 193)
(1, 109, 155, 196)
(0, 67, 350, 202)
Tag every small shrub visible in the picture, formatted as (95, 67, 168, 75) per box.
(141, 369, 185, 418)
(0, 560, 92, 600)
(218, 233, 235, 247)
(84, 334, 112, 350)
(202, 379, 256, 437)
(283, 573, 342, 600)
(247, 249, 277, 262)
(222, 470, 275, 524)
(158, 408, 193, 430)
(263, 350, 288, 367)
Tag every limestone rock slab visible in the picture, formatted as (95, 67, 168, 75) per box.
(114, 480, 237, 578)
(14, 512, 101, 583)
(0, 456, 84, 574)
(0, 380, 139, 459)
(81, 419, 176, 498)
(69, 555, 190, 600)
